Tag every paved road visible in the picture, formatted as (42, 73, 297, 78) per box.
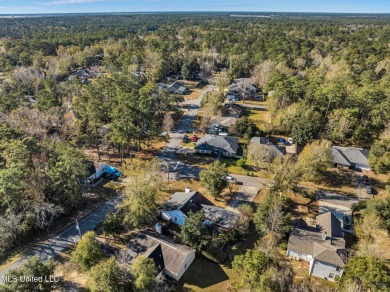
(160, 85, 215, 180)
(0, 196, 120, 284)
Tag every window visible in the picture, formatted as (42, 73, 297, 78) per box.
(329, 273, 334, 279)
(336, 267, 340, 272)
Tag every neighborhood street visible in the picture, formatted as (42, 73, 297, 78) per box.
(160, 85, 215, 180)
(0, 196, 120, 284)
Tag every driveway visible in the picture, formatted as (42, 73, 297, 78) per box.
(317, 191, 359, 233)
(0, 196, 120, 284)
(225, 174, 265, 213)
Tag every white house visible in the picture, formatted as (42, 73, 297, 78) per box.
(287, 212, 347, 281)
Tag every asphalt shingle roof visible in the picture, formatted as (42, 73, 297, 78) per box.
(316, 211, 344, 238)
(201, 204, 240, 230)
(332, 146, 370, 168)
(163, 191, 212, 215)
(195, 135, 239, 154)
(288, 211, 346, 267)
(129, 231, 195, 277)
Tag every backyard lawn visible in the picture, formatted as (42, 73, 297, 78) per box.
(248, 109, 272, 131)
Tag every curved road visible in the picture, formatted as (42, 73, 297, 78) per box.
(0, 196, 120, 284)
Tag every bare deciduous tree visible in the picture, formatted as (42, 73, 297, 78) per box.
(251, 60, 276, 88)
(163, 113, 174, 132)
(237, 204, 254, 233)
(265, 203, 285, 238)
(249, 143, 272, 169)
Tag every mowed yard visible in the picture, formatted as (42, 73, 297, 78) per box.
(248, 109, 272, 132)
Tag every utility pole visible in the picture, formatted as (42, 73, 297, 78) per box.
(75, 219, 82, 239)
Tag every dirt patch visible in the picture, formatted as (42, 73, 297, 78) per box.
(288, 190, 319, 220)
(301, 168, 356, 195)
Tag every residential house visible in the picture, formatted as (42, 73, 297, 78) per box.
(210, 116, 238, 128)
(161, 189, 239, 231)
(250, 137, 286, 160)
(332, 146, 370, 171)
(166, 81, 188, 94)
(68, 67, 99, 83)
(287, 211, 347, 281)
(201, 205, 240, 230)
(161, 190, 212, 226)
(195, 134, 240, 157)
(227, 78, 256, 97)
(318, 192, 359, 233)
(128, 231, 196, 281)
(223, 104, 243, 118)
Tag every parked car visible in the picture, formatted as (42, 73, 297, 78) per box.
(278, 137, 288, 145)
(191, 135, 198, 142)
(343, 215, 351, 229)
(228, 97, 239, 102)
(288, 137, 294, 144)
(182, 135, 188, 143)
(362, 175, 370, 185)
(365, 185, 372, 194)
(225, 175, 238, 184)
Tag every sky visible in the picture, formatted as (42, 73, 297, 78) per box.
(1, 0, 390, 15)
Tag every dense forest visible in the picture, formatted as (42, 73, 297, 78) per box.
(0, 13, 390, 255)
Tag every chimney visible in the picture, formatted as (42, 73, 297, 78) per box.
(185, 186, 190, 193)
(322, 232, 327, 240)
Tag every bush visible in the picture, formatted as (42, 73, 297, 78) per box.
(226, 229, 241, 243)
(279, 242, 288, 250)
(72, 231, 103, 271)
(103, 210, 124, 236)
(88, 257, 123, 292)
(236, 159, 247, 168)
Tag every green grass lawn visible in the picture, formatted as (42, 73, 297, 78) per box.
(219, 157, 270, 178)
(248, 110, 272, 131)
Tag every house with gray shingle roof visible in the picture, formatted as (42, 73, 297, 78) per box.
(161, 190, 213, 226)
(287, 211, 347, 282)
(195, 134, 240, 157)
(166, 81, 188, 94)
(161, 189, 239, 231)
(332, 146, 370, 171)
(250, 137, 286, 160)
(128, 231, 195, 281)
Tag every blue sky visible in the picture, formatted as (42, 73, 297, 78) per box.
(1, 0, 390, 14)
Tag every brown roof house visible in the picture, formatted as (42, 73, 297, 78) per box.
(128, 231, 196, 281)
(287, 211, 347, 281)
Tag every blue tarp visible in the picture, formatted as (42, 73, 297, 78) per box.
(104, 165, 121, 177)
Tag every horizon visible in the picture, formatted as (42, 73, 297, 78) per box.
(1, 11, 390, 17)
(1, 0, 390, 15)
